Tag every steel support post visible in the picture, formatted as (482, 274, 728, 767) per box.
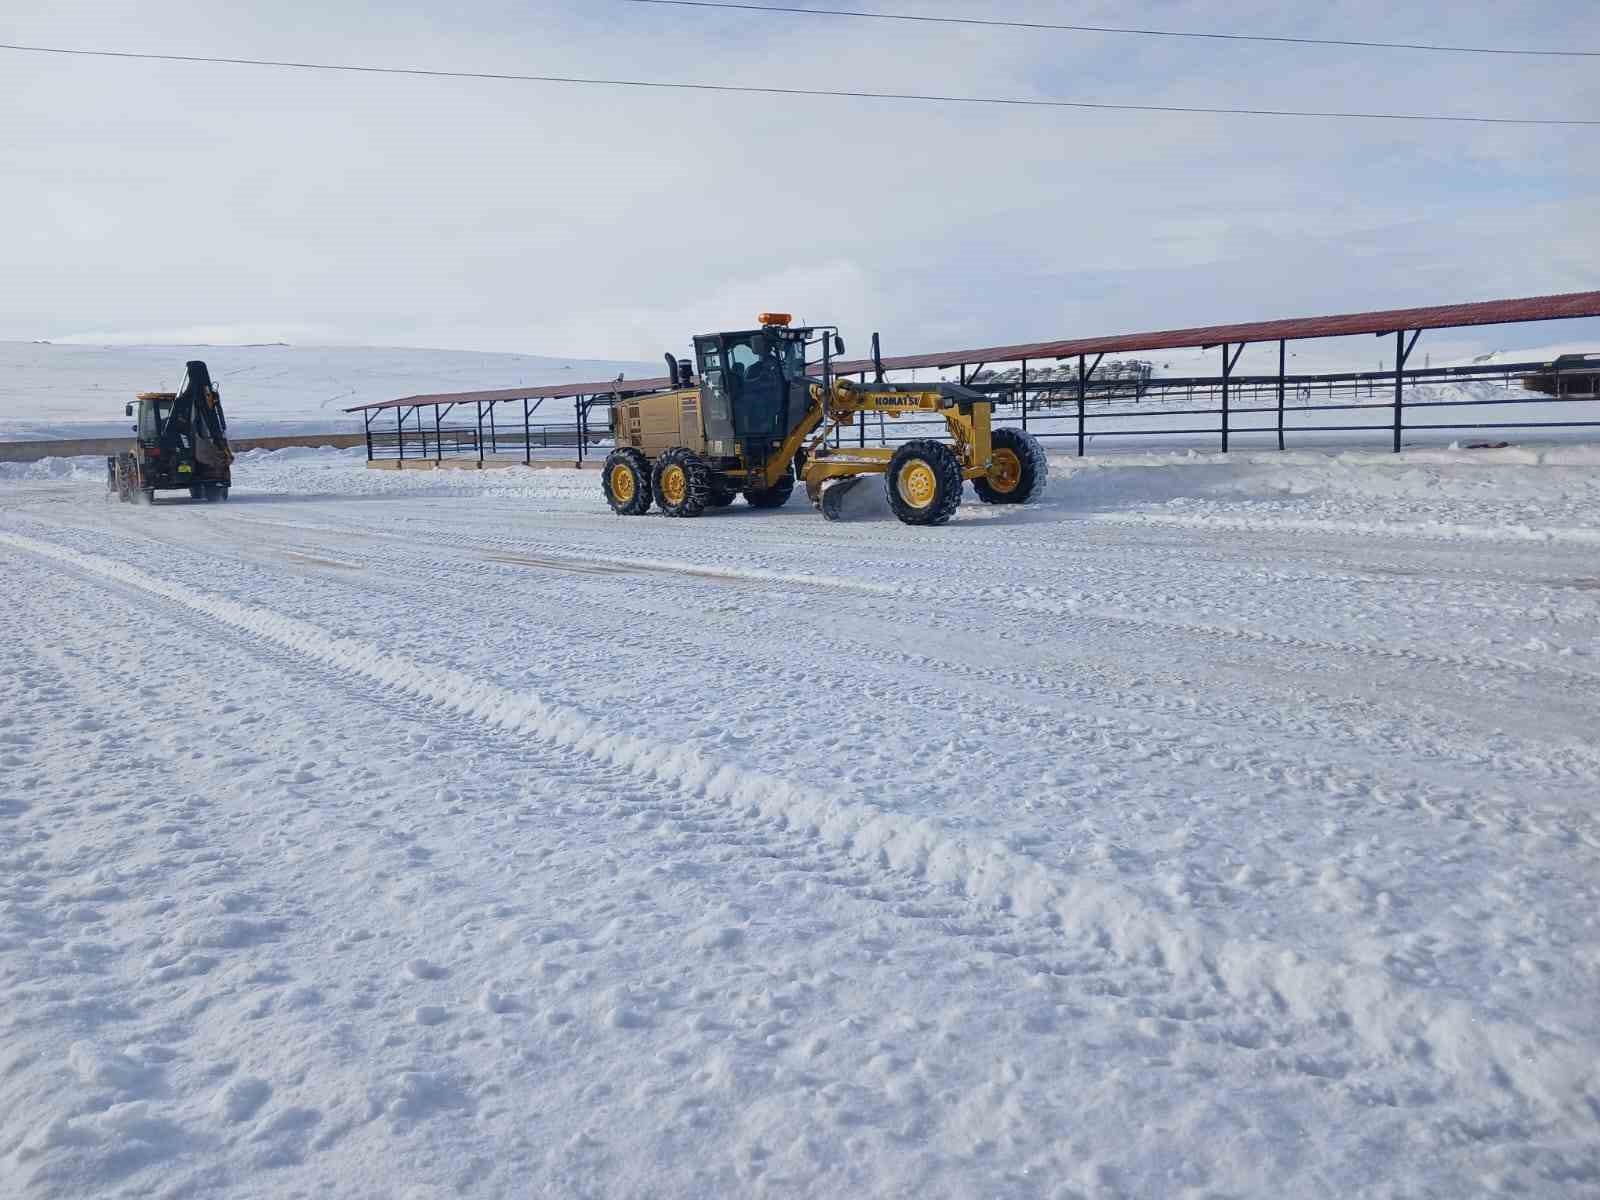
(1020, 358, 1028, 430)
(434, 405, 442, 463)
(363, 411, 374, 461)
(1391, 329, 1419, 453)
(475, 402, 484, 466)
(575, 398, 585, 465)
(523, 398, 531, 465)
(1395, 331, 1404, 453)
(1220, 343, 1230, 453)
(1276, 339, 1286, 451)
(396, 407, 404, 461)
(1219, 342, 1244, 453)
(1076, 354, 1086, 457)
(488, 402, 497, 460)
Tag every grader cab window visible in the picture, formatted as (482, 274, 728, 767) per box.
(725, 334, 787, 437)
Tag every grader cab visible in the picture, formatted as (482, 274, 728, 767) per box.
(603, 315, 1047, 525)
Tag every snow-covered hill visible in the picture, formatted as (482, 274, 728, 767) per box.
(0, 343, 657, 441)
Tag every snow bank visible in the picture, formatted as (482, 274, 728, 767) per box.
(0, 455, 104, 483)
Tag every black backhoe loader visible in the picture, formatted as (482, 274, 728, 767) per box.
(108, 361, 234, 504)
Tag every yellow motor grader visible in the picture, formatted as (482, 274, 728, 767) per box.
(603, 315, 1046, 524)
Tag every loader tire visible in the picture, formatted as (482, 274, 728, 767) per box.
(885, 440, 962, 526)
(973, 427, 1048, 505)
(601, 447, 653, 515)
(653, 447, 709, 518)
(190, 485, 205, 500)
(743, 468, 794, 510)
(114, 456, 134, 503)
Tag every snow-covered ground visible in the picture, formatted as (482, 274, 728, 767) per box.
(2, 445, 1598, 1198)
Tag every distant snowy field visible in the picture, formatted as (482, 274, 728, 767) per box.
(2, 445, 1598, 1197)
(0, 343, 656, 441)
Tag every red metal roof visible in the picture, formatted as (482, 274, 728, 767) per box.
(347, 376, 674, 413)
(347, 290, 1600, 411)
(823, 290, 1600, 376)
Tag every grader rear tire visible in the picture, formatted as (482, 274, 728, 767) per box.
(601, 448, 653, 515)
(973, 427, 1048, 505)
(885, 440, 962, 526)
(743, 468, 794, 510)
(653, 447, 710, 518)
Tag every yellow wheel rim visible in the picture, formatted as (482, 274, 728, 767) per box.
(660, 464, 687, 505)
(610, 463, 635, 503)
(989, 447, 1022, 493)
(896, 461, 938, 509)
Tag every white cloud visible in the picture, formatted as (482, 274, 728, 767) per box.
(2, 0, 1594, 366)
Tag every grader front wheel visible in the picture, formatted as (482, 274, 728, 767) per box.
(885, 440, 963, 526)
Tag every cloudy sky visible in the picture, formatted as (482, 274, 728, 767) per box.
(4, 0, 1597, 365)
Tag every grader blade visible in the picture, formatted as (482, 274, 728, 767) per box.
(817, 475, 888, 522)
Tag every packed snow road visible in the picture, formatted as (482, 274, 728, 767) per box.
(2, 446, 1598, 1198)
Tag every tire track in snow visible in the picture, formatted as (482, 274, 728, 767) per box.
(13, 550, 1536, 1197)
(1081, 508, 1600, 549)
(6, 544, 1578, 1189)
(4, 527, 1595, 1131)
(244, 509, 1600, 690)
(33, 502, 1600, 835)
(65, 493, 1600, 690)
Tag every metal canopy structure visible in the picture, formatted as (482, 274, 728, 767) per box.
(347, 290, 1600, 464)
(818, 290, 1600, 376)
(345, 290, 1600, 415)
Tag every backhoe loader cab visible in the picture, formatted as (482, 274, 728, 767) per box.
(603, 314, 1046, 525)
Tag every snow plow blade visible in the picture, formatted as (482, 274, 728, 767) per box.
(817, 475, 890, 521)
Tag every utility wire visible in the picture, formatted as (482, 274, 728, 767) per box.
(2, 43, 1596, 126)
(626, 0, 1600, 58)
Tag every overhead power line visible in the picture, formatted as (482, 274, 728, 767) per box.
(2, 43, 1596, 126)
(626, 0, 1600, 58)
